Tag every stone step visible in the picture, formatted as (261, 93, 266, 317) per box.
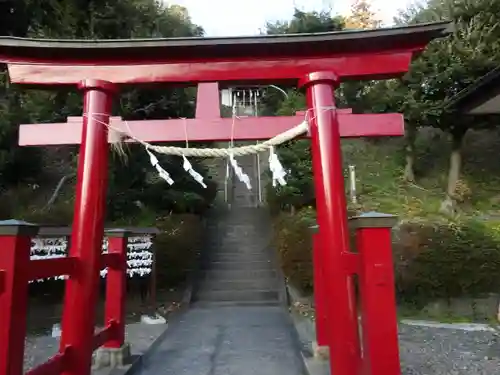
(201, 269, 277, 280)
(202, 260, 274, 271)
(191, 300, 282, 308)
(208, 252, 271, 262)
(213, 243, 270, 251)
(206, 208, 271, 222)
(198, 279, 278, 292)
(205, 239, 270, 248)
(194, 289, 280, 303)
(208, 229, 271, 238)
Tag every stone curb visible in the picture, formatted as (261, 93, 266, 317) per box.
(286, 285, 330, 375)
(401, 319, 500, 332)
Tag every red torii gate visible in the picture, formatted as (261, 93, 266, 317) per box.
(0, 21, 451, 375)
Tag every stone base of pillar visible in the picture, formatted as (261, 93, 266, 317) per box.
(92, 343, 131, 369)
(312, 341, 330, 360)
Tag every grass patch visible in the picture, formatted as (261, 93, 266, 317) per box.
(343, 129, 500, 218)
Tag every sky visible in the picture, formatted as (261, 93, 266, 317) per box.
(168, 0, 415, 36)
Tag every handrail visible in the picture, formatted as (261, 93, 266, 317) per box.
(26, 257, 77, 281)
(25, 347, 69, 375)
(0, 222, 158, 375)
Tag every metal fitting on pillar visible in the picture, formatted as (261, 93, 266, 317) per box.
(299, 71, 340, 88)
(78, 79, 118, 94)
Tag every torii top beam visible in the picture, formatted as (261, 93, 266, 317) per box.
(0, 22, 452, 86)
(18, 82, 405, 146)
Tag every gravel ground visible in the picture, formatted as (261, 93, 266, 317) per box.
(399, 324, 500, 375)
(292, 306, 500, 375)
(289, 287, 500, 375)
(24, 323, 167, 374)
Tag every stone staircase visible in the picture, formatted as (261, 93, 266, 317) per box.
(192, 138, 284, 307)
(192, 207, 284, 307)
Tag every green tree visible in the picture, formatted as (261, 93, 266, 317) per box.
(266, 8, 344, 35)
(264, 10, 344, 212)
(0, 0, 215, 220)
(374, 0, 500, 213)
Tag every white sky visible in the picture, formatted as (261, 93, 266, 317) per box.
(168, 0, 415, 36)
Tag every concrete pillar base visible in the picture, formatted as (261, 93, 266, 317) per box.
(312, 341, 330, 360)
(92, 343, 131, 369)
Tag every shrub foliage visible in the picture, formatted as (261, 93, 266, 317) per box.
(273, 209, 500, 307)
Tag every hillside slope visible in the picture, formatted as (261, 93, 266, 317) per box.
(345, 128, 500, 219)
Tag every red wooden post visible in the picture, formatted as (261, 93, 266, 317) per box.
(300, 71, 360, 375)
(59, 79, 116, 375)
(104, 230, 129, 348)
(310, 227, 328, 354)
(350, 212, 401, 375)
(0, 220, 38, 375)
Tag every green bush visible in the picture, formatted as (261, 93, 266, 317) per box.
(273, 210, 500, 308)
(394, 219, 500, 307)
(272, 207, 316, 293)
(153, 214, 204, 288)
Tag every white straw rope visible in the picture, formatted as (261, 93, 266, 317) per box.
(83, 113, 309, 158)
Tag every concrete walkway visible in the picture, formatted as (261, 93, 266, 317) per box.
(136, 305, 306, 375)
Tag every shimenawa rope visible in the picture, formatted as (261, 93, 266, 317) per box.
(83, 113, 309, 158)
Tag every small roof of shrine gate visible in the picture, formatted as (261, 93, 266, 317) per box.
(0, 21, 452, 86)
(0, 21, 451, 62)
(445, 66, 500, 115)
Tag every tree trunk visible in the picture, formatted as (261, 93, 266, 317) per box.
(43, 173, 75, 210)
(440, 127, 467, 215)
(403, 124, 416, 182)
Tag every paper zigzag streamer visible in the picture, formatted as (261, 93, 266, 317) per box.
(146, 142, 287, 190)
(182, 155, 207, 188)
(269, 146, 287, 187)
(229, 153, 252, 190)
(147, 149, 174, 185)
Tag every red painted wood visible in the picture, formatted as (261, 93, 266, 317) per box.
(0, 23, 449, 375)
(7, 52, 414, 85)
(0, 22, 450, 66)
(18, 113, 404, 146)
(26, 257, 77, 280)
(0, 270, 5, 293)
(25, 349, 69, 375)
(312, 233, 328, 347)
(301, 72, 361, 375)
(59, 80, 116, 375)
(0, 234, 31, 375)
(103, 234, 128, 349)
(342, 252, 360, 275)
(196, 82, 222, 118)
(93, 324, 115, 351)
(100, 252, 122, 269)
(355, 224, 401, 375)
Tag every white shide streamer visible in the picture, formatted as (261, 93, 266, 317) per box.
(229, 153, 252, 190)
(147, 149, 174, 185)
(29, 235, 154, 283)
(85, 113, 315, 189)
(269, 146, 287, 187)
(182, 155, 207, 188)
